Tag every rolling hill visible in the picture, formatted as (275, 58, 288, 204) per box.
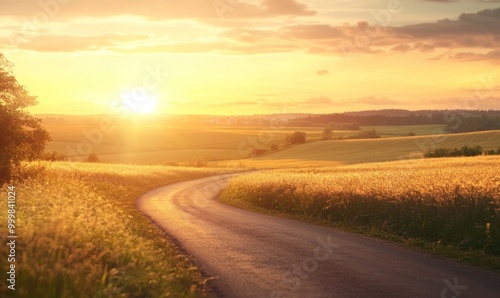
(230, 130, 500, 168)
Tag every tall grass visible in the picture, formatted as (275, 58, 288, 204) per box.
(220, 156, 500, 255)
(0, 162, 238, 297)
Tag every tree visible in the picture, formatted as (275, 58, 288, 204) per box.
(322, 127, 333, 140)
(350, 129, 381, 139)
(0, 53, 50, 185)
(86, 153, 99, 163)
(285, 132, 306, 146)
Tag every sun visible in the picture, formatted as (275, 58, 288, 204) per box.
(134, 96, 157, 114)
(120, 92, 158, 114)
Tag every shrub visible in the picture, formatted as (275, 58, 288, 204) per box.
(86, 153, 99, 163)
(425, 145, 485, 158)
(285, 132, 306, 146)
(250, 148, 269, 156)
(342, 129, 381, 140)
(40, 151, 69, 161)
(322, 127, 333, 140)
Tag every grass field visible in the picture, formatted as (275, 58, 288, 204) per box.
(222, 130, 500, 168)
(220, 156, 500, 269)
(0, 162, 239, 297)
(42, 121, 446, 164)
(362, 124, 445, 137)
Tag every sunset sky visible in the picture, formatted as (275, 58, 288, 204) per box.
(1, 0, 499, 115)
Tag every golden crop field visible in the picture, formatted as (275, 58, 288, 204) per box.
(0, 162, 238, 298)
(220, 156, 500, 256)
(42, 121, 447, 164)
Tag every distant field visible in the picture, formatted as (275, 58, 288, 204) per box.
(220, 156, 500, 264)
(44, 123, 322, 162)
(223, 130, 500, 168)
(361, 124, 445, 137)
(43, 121, 446, 164)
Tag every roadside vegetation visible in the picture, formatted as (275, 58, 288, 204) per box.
(219, 156, 500, 270)
(0, 162, 238, 297)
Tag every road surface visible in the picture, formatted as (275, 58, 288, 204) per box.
(137, 173, 500, 298)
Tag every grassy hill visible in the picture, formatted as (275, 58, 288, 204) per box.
(42, 121, 444, 164)
(228, 130, 500, 168)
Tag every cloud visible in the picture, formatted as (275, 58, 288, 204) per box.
(303, 96, 333, 104)
(418, 96, 500, 109)
(419, 0, 500, 2)
(168, 99, 259, 108)
(394, 8, 500, 38)
(113, 41, 226, 54)
(3, 3, 499, 64)
(0, 0, 315, 20)
(317, 69, 329, 76)
(207, 100, 259, 108)
(281, 24, 346, 39)
(391, 44, 411, 53)
(15, 33, 150, 52)
(449, 50, 500, 63)
(342, 96, 401, 105)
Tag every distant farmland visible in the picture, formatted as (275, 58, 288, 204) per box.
(42, 121, 446, 164)
(235, 130, 500, 168)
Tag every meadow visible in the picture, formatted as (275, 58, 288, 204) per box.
(42, 120, 445, 164)
(219, 156, 500, 267)
(220, 130, 500, 168)
(0, 162, 239, 297)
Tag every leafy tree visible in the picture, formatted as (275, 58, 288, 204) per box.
(285, 132, 306, 146)
(40, 151, 69, 161)
(86, 153, 99, 163)
(0, 54, 50, 185)
(344, 129, 381, 139)
(322, 127, 333, 140)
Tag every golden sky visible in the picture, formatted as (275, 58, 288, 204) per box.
(1, 0, 499, 115)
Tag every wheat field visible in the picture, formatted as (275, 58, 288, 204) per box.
(0, 162, 237, 298)
(220, 156, 500, 255)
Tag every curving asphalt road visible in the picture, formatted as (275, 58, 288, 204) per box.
(137, 173, 500, 298)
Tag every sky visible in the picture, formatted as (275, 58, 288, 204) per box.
(1, 0, 499, 115)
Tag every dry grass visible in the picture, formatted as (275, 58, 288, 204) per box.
(220, 156, 500, 258)
(0, 161, 238, 297)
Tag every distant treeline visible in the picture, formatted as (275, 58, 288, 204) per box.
(425, 145, 500, 158)
(446, 116, 500, 133)
(287, 110, 500, 133)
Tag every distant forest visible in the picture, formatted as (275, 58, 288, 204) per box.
(40, 109, 500, 133)
(287, 109, 500, 133)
